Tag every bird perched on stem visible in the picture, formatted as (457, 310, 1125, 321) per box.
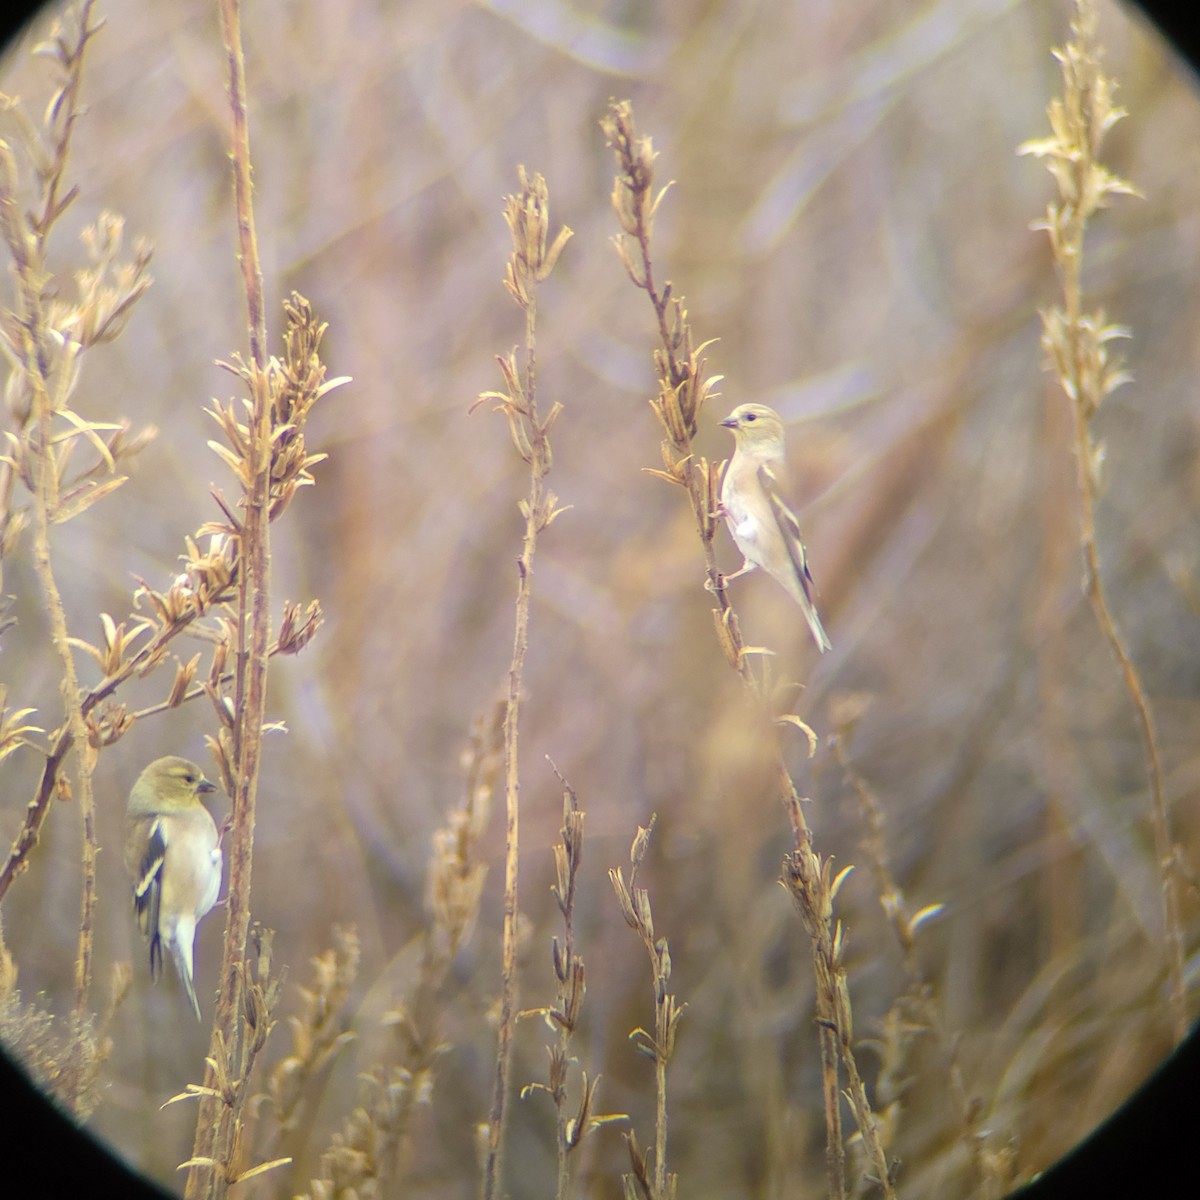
(124, 756, 223, 1020)
(719, 403, 832, 653)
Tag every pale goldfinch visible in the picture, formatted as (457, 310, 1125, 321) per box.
(124, 756, 222, 1021)
(719, 403, 832, 653)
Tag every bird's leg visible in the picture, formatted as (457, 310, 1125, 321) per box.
(721, 560, 756, 585)
(706, 559, 756, 593)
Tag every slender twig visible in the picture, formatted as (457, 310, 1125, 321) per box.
(521, 762, 615, 1200)
(0, 1, 103, 1018)
(28, 328, 97, 1023)
(171, 929, 287, 1191)
(831, 732, 1014, 1196)
(609, 817, 682, 1200)
(0, 0, 98, 578)
(475, 168, 571, 1200)
(548, 768, 585, 1199)
(186, 1, 273, 1193)
(1020, 0, 1185, 1043)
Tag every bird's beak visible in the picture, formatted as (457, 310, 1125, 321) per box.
(719, 416, 738, 428)
(198, 779, 217, 795)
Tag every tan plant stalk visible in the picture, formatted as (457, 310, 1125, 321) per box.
(609, 816, 682, 1200)
(0, 3, 98, 1014)
(601, 99, 894, 1199)
(546, 777, 588, 1200)
(184, 0, 277, 1191)
(472, 165, 572, 1200)
(1020, 0, 1185, 1043)
(173, 285, 333, 1193)
(9, 188, 99, 1022)
(522, 765, 619, 1200)
(0, 1, 145, 1020)
(830, 726, 1015, 1197)
(27, 270, 98, 1023)
(171, 928, 289, 1191)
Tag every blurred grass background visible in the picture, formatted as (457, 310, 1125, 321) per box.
(1, 0, 1198, 1195)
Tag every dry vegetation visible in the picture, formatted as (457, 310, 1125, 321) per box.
(1, 1, 1198, 1197)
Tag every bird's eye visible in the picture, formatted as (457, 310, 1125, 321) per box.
(745, 412, 757, 422)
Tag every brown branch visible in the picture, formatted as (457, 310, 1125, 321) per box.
(0, 2, 105, 1016)
(609, 816, 682, 1200)
(1073, 413, 1183, 1037)
(1021, 0, 1185, 1043)
(186, 1, 274, 1194)
(477, 167, 571, 1200)
(220, 0, 267, 372)
(831, 732, 1012, 1196)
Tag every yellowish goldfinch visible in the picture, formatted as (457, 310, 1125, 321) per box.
(719, 403, 832, 653)
(124, 756, 222, 1020)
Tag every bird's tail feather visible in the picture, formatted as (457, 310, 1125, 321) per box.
(171, 942, 203, 1022)
(802, 598, 832, 654)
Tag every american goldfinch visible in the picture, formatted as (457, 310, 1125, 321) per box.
(719, 403, 832, 653)
(124, 756, 222, 1021)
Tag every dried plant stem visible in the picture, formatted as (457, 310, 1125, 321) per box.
(31, 448, 98, 1019)
(1021, 0, 1185, 1043)
(609, 817, 682, 1200)
(0, 1, 102, 1018)
(484, 298, 536, 1200)
(480, 293, 536, 1200)
(781, 781, 889, 1200)
(476, 168, 571, 1200)
(652, 1057, 668, 1196)
(220, 0, 267, 370)
(1073, 397, 1181, 1008)
(521, 764, 611, 1200)
(817, 1007, 844, 1199)
(1073, 424, 1183, 1039)
(28, 412, 98, 1019)
(550, 770, 583, 1199)
(187, 1, 273, 1194)
(172, 929, 286, 1192)
(602, 100, 893, 1199)
(832, 735, 1013, 1196)
(122, 630, 304, 723)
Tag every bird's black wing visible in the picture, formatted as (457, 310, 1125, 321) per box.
(759, 463, 817, 597)
(131, 817, 168, 979)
